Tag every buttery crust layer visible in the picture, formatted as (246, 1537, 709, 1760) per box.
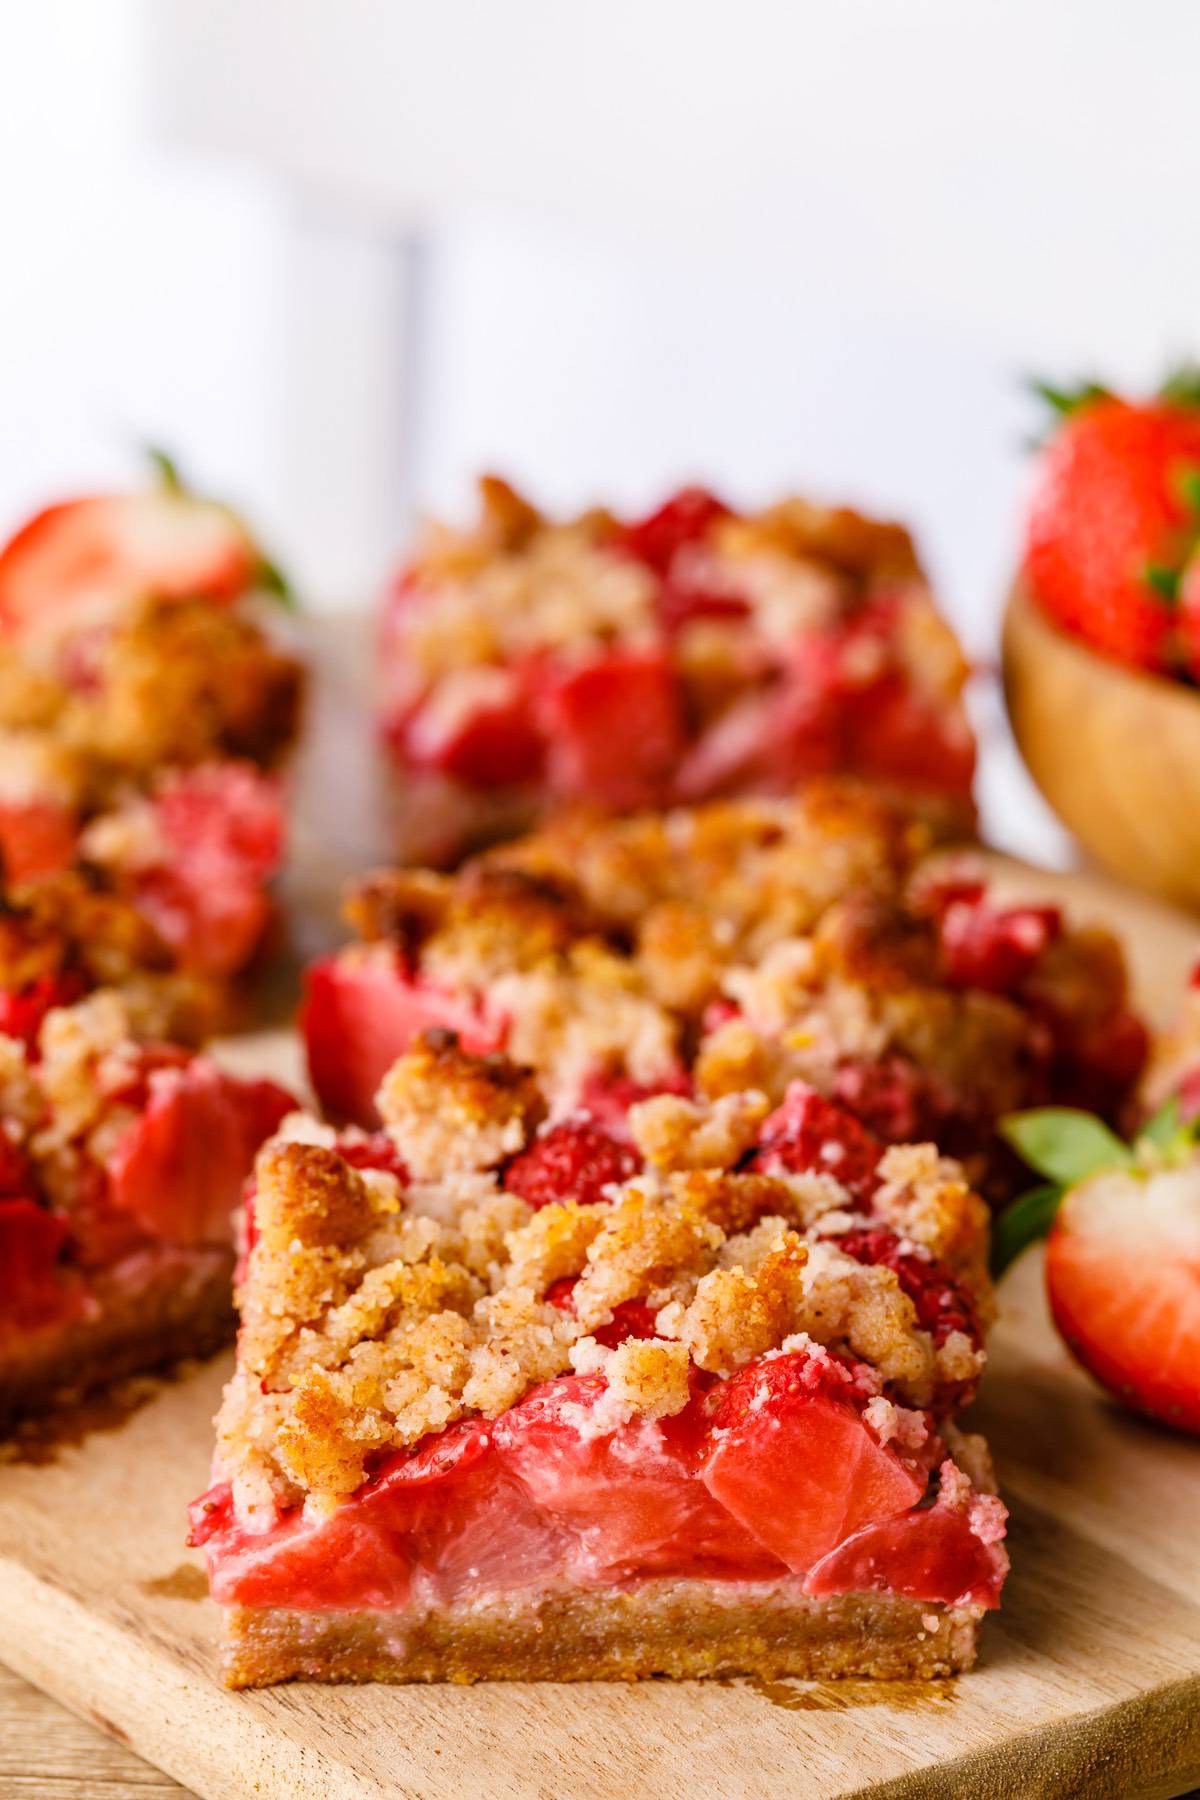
(0, 1248, 234, 1432)
(222, 1581, 982, 1688)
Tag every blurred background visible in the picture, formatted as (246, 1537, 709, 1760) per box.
(6, 0, 1199, 856)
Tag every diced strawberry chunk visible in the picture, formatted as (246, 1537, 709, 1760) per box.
(938, 897, 1062, 993)
(0, 491, 259, 643)
(0, 1197, 69, 1329)
(335, 1132, 410, 1184)
(403, 669, 545, 787)
(0, 798, 79, 883)
(503, 1118, 639, 1210)
(105, 1060, 294, 1247)
(752, 1081, 883, 1201)
(830, 1055, 950, 1148)
(804, 1498, 1007, 1607)
(302, 949, 504, 1127)
(701, 1351, 926, 1572)
(847, 676, 977, 797)
(495, 1374, 781, 1580)
(539, 648, 686, 809)
(616, 486, 731, 577)
(0, 970, 89, 1052)
(133, 764, 285, 978)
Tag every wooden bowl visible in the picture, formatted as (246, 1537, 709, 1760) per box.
(1003, 578, 1200, 910)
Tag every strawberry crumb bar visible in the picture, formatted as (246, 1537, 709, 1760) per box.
(190, 1034, 1007, 1686)
(0, 992, 293, 1428)
(0, 471, 303, 1026)
(378, 478, 974, 864)
(301, 783, 1146, 1198)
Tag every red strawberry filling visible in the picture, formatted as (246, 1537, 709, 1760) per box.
(302, 949, 505, 1127)
(503, 1118, 640, 1210)
(834, 1225, 983, 1412)
(538, 648, 688, 810)
(751, 1082, 883, 1201)
(0, 1197, 72, 1332)
(0, 797, 79, 884)
(193, 1342, 1002, 1614)
(0, 970, 89, 1052)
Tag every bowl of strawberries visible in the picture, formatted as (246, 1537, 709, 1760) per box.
(1003, 371, 1200, 909)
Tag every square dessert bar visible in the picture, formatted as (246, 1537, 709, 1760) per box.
(377, 477, 975, 865)
(302, 782, 1146, 1199)
(0, 991, 293, 1428)
(192, 1032, 1007, 1687)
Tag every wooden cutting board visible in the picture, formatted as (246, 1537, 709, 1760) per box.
(2, 864, 1200, 1799)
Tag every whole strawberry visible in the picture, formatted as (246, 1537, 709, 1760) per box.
(1024, 373, 1200, 672)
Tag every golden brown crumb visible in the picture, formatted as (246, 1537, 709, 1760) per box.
(377, 1033, 546, 1179)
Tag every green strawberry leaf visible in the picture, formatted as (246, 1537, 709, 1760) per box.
(1140, 1095, 1183, 1150)
(991, 1183, 1063, 1277)
(255, 553, 297, 611)
(1159, 364, 1200, 410)
(1144, 561, 1182, 603)
(1000, 1108, 1133, 1184)
(145, 444, 186, 494)
(1028, 377, 1113, 418)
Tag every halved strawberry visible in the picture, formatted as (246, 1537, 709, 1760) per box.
(1045, 1160, 1200, 1433)
(302, 948, 504, 1127)
(751, 1082, 883, 1201)
(0, 798, 79, 884)
(701, 1350, 926, 1571)
(539, 648, 687, 809)
(0, 489, 265, 644)
(105, 1060, 294, 1247)
(503, 1118, 639, 1210)
(495, 1373, 781, 1580)
(804, 1493, 1007, 1607)
(0, 1196, 70, 1329)
(131, 763, 285, 978)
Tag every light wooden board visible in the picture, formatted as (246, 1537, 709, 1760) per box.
(1, 865, 1200, 1799)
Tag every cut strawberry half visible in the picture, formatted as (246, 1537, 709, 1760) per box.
(701, 1351, 926, 1571)
(0, 1197, 70, 1329)
(495, 1373, 781, 1580)
(105, 1061, 294, 1248)
(302, 950, 504, 1127)
(751, 1082, 883, 1201)
(1045, 1161, 1200, 1433)
(804, 1495, 1007, 1608)
(539, 648, 687, 809)
(0, 490, 262, 643)
(0, 798, 79, 884)
(503, 1118, 640, 1210)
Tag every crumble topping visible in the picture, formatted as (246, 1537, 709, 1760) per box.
(217, 1042, 992, 1517)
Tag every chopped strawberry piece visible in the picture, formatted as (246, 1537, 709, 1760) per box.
(835, 1225, 983, 1411)
(134, 764, 284, 978)
(701, 1350, 926, 1571)
(503, 1118, 639, 1210)
(0, 1197, 69, 1329)
(302, 949, 504, 1127)
(804, 1497, 1007, 1607)
(830, 1055, 950, 1148)
(495, 1373, 781, 1580)
(1045, 1161, 1200, 1433)
(0, 798, 78, 883)
(539, 648, 686, 809)
(105, 1060, 293, 1247)
(545, 1280, 661, 1349)
(616, 486, 731, 577)
(938, 897, 1062, 992)
(403, 671, 545, 787)
(0, 970, 89, 1052)
(0, 491, 260, 643)
(752, 1081, 883, 1201)
(575, 1067, 691, 1136)
(336, 1132, 409, 1185)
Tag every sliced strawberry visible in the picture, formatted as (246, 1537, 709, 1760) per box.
(701, 1350, 926, 1571)
(132, 764, 284, 978)
(751, 1081, 883, 1201)
(0, 490, 261, 643)
(495, 1373, 781, 1580)
(0, 798, 79, 883)
(539, 648, 687, 809)
(302, 949, 504, 1127)
(804, 1496, 1007, 1607)
(503, 1118, 639, 1210)
(1045, 1161, 1200, 1433)
(616, 486, 731, 577)
(937, 896, 1062, 993)
(0, 969, 89, 1052)
(105, 1060, 294, 1247)
(0, 1196, 70, 1329)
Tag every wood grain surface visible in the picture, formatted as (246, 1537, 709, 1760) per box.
(1, 860, 1199, 1800)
